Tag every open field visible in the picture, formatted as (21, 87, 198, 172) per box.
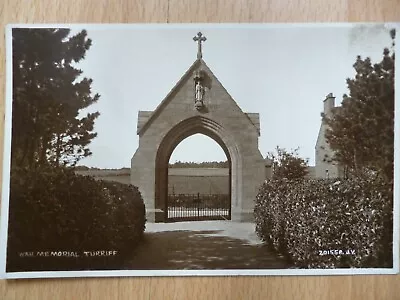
(76, 168, 230, 194)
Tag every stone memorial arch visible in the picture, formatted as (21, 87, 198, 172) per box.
(131, 32, 265, 222)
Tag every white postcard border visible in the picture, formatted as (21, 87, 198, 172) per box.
(1, 23, 399, 279)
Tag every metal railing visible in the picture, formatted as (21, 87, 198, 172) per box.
(167, 193, 230, 221)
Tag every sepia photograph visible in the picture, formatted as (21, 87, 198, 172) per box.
(0, 23, 398, 279)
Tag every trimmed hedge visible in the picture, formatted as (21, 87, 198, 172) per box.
(254, 178, 393, 268)
(7, 165, 146, 271)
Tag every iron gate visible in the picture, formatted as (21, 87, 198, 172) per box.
(167, 193, 231, 222)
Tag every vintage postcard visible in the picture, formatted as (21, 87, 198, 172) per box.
(1, 23, 399, 279)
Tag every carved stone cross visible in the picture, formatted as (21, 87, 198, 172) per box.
(193, 32, 207, 59)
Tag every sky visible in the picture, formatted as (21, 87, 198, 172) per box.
(69, 24, 396, 168)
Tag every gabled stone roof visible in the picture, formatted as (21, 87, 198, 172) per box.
(137, 58, 260, 136)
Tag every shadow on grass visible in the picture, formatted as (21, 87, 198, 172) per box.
(123, 230, 291, 270)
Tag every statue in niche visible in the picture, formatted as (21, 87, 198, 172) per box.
(193, 70, 205, 110)
(195, 81, 204, 102)
(194, 81, 205, 110)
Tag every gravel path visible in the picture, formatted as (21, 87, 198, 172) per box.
(124, 221, 290, 270)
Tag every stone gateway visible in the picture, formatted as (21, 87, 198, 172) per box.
(131, 33, 265, 222)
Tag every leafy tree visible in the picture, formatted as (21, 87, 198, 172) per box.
(267, 146, 309, 180)
(323, 28, 395, 182)
(12, 28, 100, 168)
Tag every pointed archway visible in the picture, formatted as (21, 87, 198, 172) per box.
(155, 116, 237, 222)
(131, 33, 265, 222)
(167, 133, 230, 221)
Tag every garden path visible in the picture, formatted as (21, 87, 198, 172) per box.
(125, 221, 290, 270)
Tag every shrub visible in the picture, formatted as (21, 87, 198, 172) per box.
(254, 178, 393, 268)
(7, 165, 146, 271)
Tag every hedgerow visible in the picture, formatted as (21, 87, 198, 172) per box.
(7, 165, 146, 271)
(254, 178, 393, 268)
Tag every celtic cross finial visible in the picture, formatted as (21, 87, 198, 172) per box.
(193, 32, 207, 59)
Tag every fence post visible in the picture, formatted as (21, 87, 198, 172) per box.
(197, 192, 200, 219)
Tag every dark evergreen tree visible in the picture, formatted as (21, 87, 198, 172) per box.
(267, 146, 309, 180)
(323, 29, 395, 182)
(12, 28, 100, 168)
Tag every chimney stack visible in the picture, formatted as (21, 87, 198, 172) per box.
(323, 93, 335, 115)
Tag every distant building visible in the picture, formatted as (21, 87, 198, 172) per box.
(262, 93, 344, 180)
(306, 166, 316, 179)
(315, 93, 344, 179)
